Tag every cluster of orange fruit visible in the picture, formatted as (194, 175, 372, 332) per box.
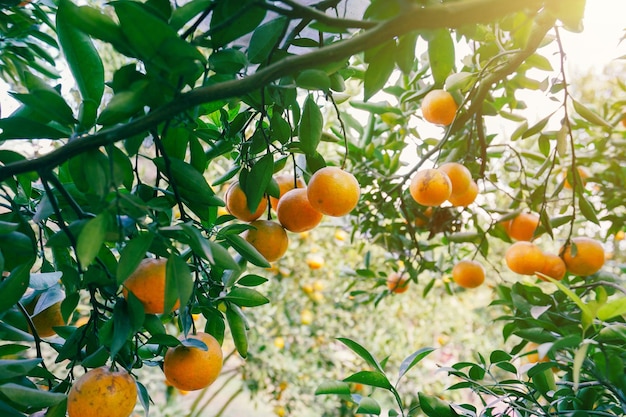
(66, 257, 225, 417)
(409, 162, 478, 208)
(502, 212, 605, 280)
(225, 166, 361, 263)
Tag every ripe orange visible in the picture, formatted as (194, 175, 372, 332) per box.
(506, 212, 540, 241)
(452, 260, 485, 289)
(270, 174, 306, 209)
(505, 241, 546, 275)
(448, 180, 479, 207)
(276, 188, 323, 232)
(409, 169, 452, 207)
(243, 220, 289, 262)
(307, 167, 360, 216)
(537, 253, 566, 281)
(525, 342, 549, 364)
(225, 182, 267, 222)
(26, 298, 65, 338)
(306, 253, 325, 270)
(67, 366, 137, 417)
(438, 162, 471, 196)
(421, 89, 458, 126)
(386, 272, 410, 293)
(163, 332, 223, 391)
(562, 166, 590, 189)
(123, 258, 179, 314)
(561, 237, 605, 276)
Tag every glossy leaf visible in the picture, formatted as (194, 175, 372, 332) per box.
(364, 42, 396, 101)
(209, 49, 248, 74)
(336, 337, 384, 373)
(57, 0, 104, 129)
(0, 358, 41, 380)
(296, 69, 331, 92)
(398, 347, 435, 382)
(314, 380, 351, 395)
(236, 274, 268, 287)
(298, 95, 323, 156)
(356, 397, 381, 415)
(0, 263, 32, 315)
(153, 157, 223, 207)
(572, 98, 611, 128)
(597, 298, 626, 321)
(418, 392, 458, 417)
(247, 17, 287, 64)
(427, 29, 455, 86)
(226, 304, 248, 358)
(343, 371, 392, 390)
(116, 233, 155, 285)
(208, 241, 240, 271)
(396, 33, 418, 74)
(223, 287, 269, 307)
(210, 1, 266, 48)
(76, 212, 110, 267)
(0, 383, 66, 408)
(244, 153, 274, 213)
(165, 255, 192, 314)
(224, 234, 271, 268)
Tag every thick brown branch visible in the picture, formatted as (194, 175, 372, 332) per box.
(0, 0, 559, 182)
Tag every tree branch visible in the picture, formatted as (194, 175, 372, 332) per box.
(0, 0, 559, 182)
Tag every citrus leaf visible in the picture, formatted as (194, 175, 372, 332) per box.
(578, 193, 599, 225)
(153, 157, 223, 207)
(224, 234, 271, 268)
(209, 48, 248, 74)
(116, 233, 154, 285)
(226, 304, 248, 358)
(210, 1, 266, 48)
(356, 396, 381, 415)
(223, 287, 269, 307)
(396, 33, 418, 74)
(244, 153, 273, 213)
(314, 380, 351, 395)
(298, 94, 323, 156)
(427, 29, 455, 86)
(76, 212, 110, 267)
(0, 358, 42, 380)
(597, 298, 626, 321)
(208, 240, 240, 271)
(418, 392, 457, 417)
(572, 98, 611, 129)
(0, 383, 66, 408)
(236, 274, 268, 287)
(398, 347, 435, 382)
(364, 41, 396, 101)
(0, 116, 68, 140)
(344, 371, 392, 390)
(337, 337, 384, 373)
(247, 17, 287, 64)
(165, 255, 192, 314)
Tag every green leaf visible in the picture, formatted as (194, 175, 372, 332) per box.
(60, 3, 127, 51)
(0, 231, 36, 271)
(364, 41, 396, 101)
(418, 392, 457, 417)
(396, 33, 418, 74)
(180, 223, 214, 263)
(0, 383, 66, 408)
(226, 304, 248, 358)
(398, 347, 435, 382)
(0, 116, 68, 140)
(209, 48, 248, 74)
(344, 371, 392, 390)
(540, 276, 594, 331)
(97, 90, 145, 125)
(153, 157, 222, 206)
(224, 233, 271, 268)
(427, 29, 455, 86)
(356, 397, 381, 415)
(110, 298, 133, 359)
(597, 298, 626, 321)
(210, 1, 266, 48)
(0, 358, 42, 380)
(578, 194, 599, 225)
(223, 287, 269, 307)
(236, 274, 268, 287)
(314, 380, 351, 395)
(572, 341, 590, 390)
(116, 233, 155, 285)
(296, 69, 331, 92)
(572, 99, 611, 129)
(244, 153, 274, 213)
(0, 263, 32, 315)
(247, 17, 287, 64)
(57, 0, 104, 129)
(10, 91, 76, 127)
(337, 337, 384, 373)
(522, 113, 553, 139)
(298, 95, 323, 156)
(76, 212, 110, 267)
(208, 240, 240, 271)
(165, 256, 192, 314)
(170, 0, 211, 31)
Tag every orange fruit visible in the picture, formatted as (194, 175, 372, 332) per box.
(26, 298, 65, 338)
(225, 182, 267, 222)
(243, 220, 289, 262)
(561, 237, 605, 276)
(448, 180, 478, 207)
(270, 174, 306, 209)
(537, 253, 566, 281)
(505, 242, 546, 275)
(306, 253, 325, 270)
(300, 309, 314, 325)
(525, 342, 549, 364)
(421, 89, 458, 126)
(409, 169, 452, 206)
(123, 258, 179, 314)
(307, 167, 360, 216)
(452, 260, 485, 289)
(615, 230, 625, 241)
(67, 366, 137, 417)
(386, 272, 410, 293)
(163, 332, 223, 391)
(506, 212, 540, 241)
(276, 188, 323, 233)
(438, 162, 471, 196)
(414, 207, 434, 227)
(562, 166, 590, 189)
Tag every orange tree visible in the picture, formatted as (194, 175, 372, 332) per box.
(0, 0, 625, 416)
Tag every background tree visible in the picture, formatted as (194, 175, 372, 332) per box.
(0, 0, 625, 416)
